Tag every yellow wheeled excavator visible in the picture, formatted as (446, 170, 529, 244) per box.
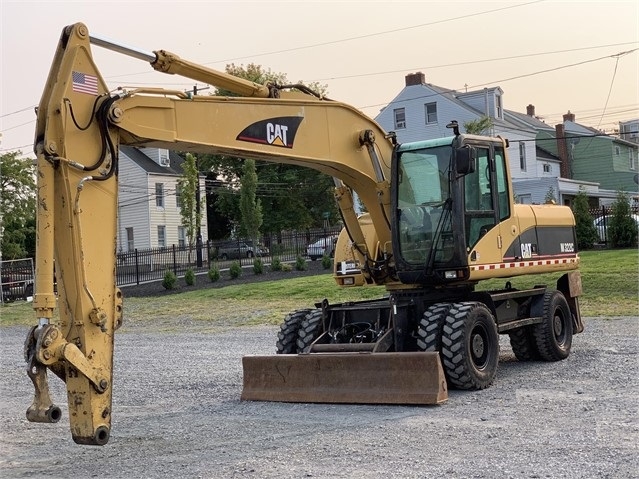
(25, 23, 584, 445)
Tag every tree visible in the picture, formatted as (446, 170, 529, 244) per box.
(572, 187, 598, 250)
(177, 153, 203, 261)
(608, 191, 638, 248)
(463, 116, 494, 135)
(239, 159, 263, 248)
(544, 186, 557, 204)
(201, 63, 336, 237)
(1, 151, 36, 259)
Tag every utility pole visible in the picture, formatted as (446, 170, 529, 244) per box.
(194, 84, 203, 267)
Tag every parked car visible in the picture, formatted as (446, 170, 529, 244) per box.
(593, 214, 639, 243)
(306, 235, 338, 261)
(216, 241, 269, 260)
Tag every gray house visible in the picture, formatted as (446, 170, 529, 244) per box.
(117, 147, 208, 252)
(374, 72, 623, 206)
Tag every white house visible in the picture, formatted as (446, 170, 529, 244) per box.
(374, 72, 606, 205)
(117, 146, 208, 252)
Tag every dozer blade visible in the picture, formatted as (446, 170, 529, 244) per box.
(241, 352, 448, 405)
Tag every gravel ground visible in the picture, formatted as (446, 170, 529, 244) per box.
(0, 315, 637, 478)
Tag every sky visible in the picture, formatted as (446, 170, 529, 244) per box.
(1, 0, 638, 156)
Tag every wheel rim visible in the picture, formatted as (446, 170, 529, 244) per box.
(470, 324, 490, 370)
(553, 311, 567, 345)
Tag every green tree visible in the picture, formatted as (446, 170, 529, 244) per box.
(239, 159, 263, 248)
(1, 151, 36, 259)
(177, 153, 203, 261)
(544, 186, 557, 204)
(463, 116, 494, 135)
(608, 191, 638, 247)
(572, 187, 598, 250)
(200, 63, 336, 236)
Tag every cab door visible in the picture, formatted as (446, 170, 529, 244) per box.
(463, 144, 512, 265)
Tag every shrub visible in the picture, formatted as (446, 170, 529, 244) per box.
(572, 187, 598, 250)
(295, 255, 307, 271)
(321, 254, 332, 270)
(162, 270, 177, 290)
(253, 258, 264, 275)
(608, 191, 638, 248)
(229, 261, 242, 279)
(281, 263, 293, 272)
(207, 266, 220, 282)
(184, 268, 195, 286)
(270, 257, 283, 272)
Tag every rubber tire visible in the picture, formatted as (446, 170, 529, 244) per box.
(416, 303, 453, 352)
(276, 309, 311, 354)
(221, 253, 228, 260)
(440, 302, 499, 390)
(296, 309, 323, 353)
(246, 251, 254, 258)
(309, 256, 318, 261)
(508, 326, 541, 361)
(533, 290, 573, 361)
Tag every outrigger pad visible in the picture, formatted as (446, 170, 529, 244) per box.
(241, 352, 448, 405)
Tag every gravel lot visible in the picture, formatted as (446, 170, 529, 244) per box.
(1, 316, 637, 479)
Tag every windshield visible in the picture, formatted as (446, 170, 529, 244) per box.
(396, 146, 454, 265)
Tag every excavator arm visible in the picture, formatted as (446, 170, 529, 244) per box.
(26, 23, 401, 445)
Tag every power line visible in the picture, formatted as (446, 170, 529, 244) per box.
(313, 42, 639, 82)
(105, 0, 547, 80)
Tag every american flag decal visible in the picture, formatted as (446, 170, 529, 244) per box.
(72, 71, 99, 95)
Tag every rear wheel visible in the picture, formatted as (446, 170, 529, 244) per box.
(533, 290, 573, 361)
(276, 309, 311, 354)
(508, 326, 541, 361)
(296, 309, 323, 353)
(246, 251, 254, 258)
(416, 303, 452, 352)
(221, 253, 228, 260)
(440, 302, 499, 390)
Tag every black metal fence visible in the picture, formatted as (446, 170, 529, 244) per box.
(117, 227, 342, 287)
(588, 205, 639, 245)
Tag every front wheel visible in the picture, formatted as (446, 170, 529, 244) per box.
(440, 302, 499, 390)
(296, 309, 323, 353)
(533, 290, 573, 361)
(276, 309, 311, 354)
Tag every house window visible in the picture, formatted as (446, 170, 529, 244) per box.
(615, 146, 620, 156)
(424, 103, 437, 124)
(126, 227, 134, 252)
(394, 108, 406, 129)
(519, 142, 526, 171)
(496, 95, 503, 119)
(631, 150, 637, 170)
(543, 164, 551, 173)
(178, 226, 186, 248)
(157, 225, 166, 248)
(155, 183, 165, 208)
(175, 184, 182, 208)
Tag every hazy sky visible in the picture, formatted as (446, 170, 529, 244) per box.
(1, 0, 638, 155)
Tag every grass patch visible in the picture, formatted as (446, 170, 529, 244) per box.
(2, 249, 636, 328)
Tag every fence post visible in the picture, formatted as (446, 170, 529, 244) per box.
(172, 244, 177, 275)
(134, 249, 140, 285)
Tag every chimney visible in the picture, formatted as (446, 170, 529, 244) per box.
(555, 124, 571, 179)
(563, 110, 575, 123)
(405, 72, 426, 86)
(526, 104, 535, 117)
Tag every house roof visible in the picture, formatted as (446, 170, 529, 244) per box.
(504, 109, 554, 131)
(536, 144, 561, 162)
(120, 146, 186, 175)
